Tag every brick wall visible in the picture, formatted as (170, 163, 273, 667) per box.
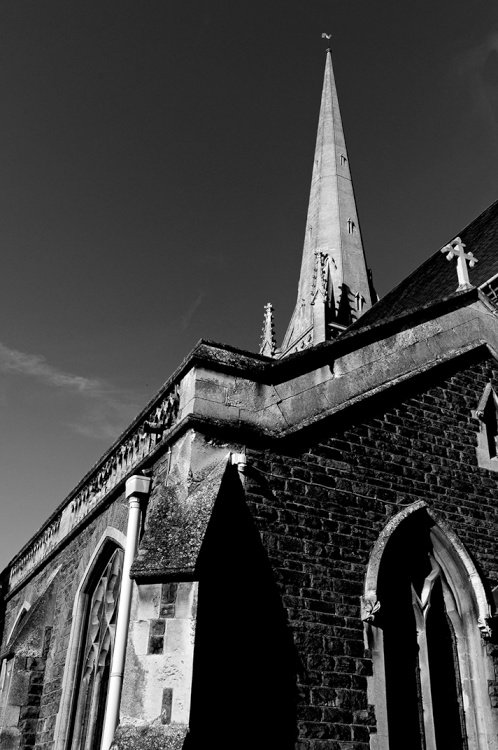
(241, 351, 498, 750)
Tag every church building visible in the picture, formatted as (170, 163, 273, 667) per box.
(2, 48, 498, 750)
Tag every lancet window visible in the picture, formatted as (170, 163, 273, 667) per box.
(364, 506, 494, 750)
(68, 546, 123, 750)
(475, 382, 498, 469)
(379, 513, 466, 749)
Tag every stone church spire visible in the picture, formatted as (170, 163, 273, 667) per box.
(280, 49, 375, 356)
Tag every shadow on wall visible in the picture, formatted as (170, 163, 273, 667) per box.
(185, 467, 298, 750)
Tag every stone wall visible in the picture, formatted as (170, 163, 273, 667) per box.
(0, 493, 128, 749)
(17, 627, 52, 750)
(0, 426, 232, 750)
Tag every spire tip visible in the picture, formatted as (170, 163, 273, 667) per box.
(321, 32, 332, 53)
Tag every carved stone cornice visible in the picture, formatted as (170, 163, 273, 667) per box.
(7, 383, 180, 593)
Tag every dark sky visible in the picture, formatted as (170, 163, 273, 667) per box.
(1, 0, 498, 567)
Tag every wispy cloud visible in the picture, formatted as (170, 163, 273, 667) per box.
(68, 397, 141, 441)
(181, 292, 205, 330)
(0, 341, 141, 440)
(0, 342, 104, 394)
(455, 28, 498, 150)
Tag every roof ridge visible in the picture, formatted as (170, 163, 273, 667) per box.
(349, 195, 498, 331)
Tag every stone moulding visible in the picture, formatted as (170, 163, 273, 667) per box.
(362, 501, 492, 639)
(8, 384, 180, 593)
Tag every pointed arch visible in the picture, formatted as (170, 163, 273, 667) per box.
(6, 601, 31, 646)
(363, 504, 498, 750)
(6, 564, 62, 647)
(362, 501, 491, 637)
(474, 382, 498, 470)
(53, 527, 126, 750)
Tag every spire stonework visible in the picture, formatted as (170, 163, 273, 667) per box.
(280, 50, 375, 356)
(259, 302, 276, 357)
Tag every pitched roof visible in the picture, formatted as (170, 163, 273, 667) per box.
(352, 198, 498, 330)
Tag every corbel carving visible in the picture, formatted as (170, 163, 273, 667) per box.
(361, 590, 381, 623)
(478, 616, 492, 640)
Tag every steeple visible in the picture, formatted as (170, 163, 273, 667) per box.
(280, 49, 375, 356)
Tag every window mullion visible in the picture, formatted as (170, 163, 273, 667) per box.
(416, 625, 437, 750)
(412, 586, 437, 750)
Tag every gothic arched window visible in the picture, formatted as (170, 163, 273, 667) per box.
(363, 504, 495, 750)
(475, 382, 498, 469)
(378, 513, 466, 749)
(68, 545, 124, 750)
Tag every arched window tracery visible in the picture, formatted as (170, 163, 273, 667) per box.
(475, 382, 498, 469)
(68, 545, 123, 750)
(363, 504, 496, 750)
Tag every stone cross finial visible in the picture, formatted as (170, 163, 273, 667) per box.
(259, 302, 276, 357)
(440, 236, 478, 291)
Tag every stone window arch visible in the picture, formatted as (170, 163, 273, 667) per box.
(475, 382, 498, 470)
(5, 600, 31, 645)
(362, 502, 497, 750)
(53, 528, 126, 750)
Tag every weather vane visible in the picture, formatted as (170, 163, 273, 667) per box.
(322, 32, 332, 50)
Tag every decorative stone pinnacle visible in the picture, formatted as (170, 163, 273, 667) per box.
(440, 236, 478, 291)
(259, 302, 276, 357)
